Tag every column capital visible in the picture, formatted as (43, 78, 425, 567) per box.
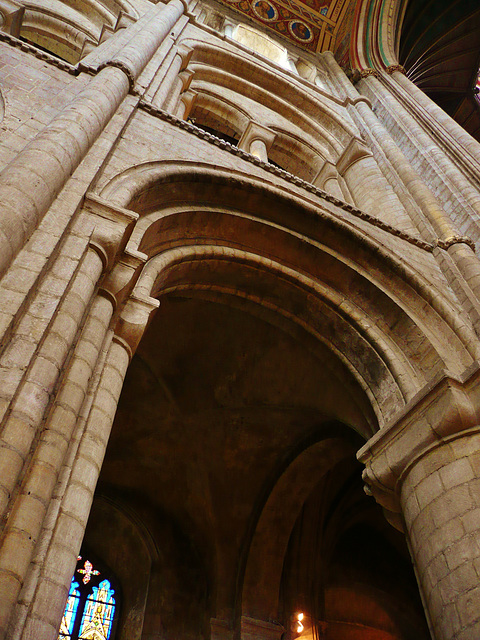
(336, 137, 372, 176)
(385, 64, 406, 75)
(238, 121, 277, 155)
(358, 367, 480, 521)
(114, 293, 160, 358)
(84, 193, 139, 271)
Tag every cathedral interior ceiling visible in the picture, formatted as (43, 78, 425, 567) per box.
(213, 0, 356, 57)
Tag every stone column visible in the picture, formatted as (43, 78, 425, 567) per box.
(152, 43, 193, 109)
(358, 370, 480, 640)
(238, 122, 276, 163)
(0, 196, 142, 640)
(0, 0, 186, 280)
(176, 89, 197, 120)
(322, 52, 480, 318)
(163, 68, 194, 113)
(336, 137, 407, 227)
(386, 69, 480, 179)
(359, 70, 480, 223)
(18, 293, 159, 640)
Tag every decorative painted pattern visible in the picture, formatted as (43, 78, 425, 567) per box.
(219, 0, 355, 53)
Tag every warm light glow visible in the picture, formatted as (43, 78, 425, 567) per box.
(297, 613, 304, 634)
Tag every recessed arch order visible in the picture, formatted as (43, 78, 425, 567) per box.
(100, 161, 479, 430)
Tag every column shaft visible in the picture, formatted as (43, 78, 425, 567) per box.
(0, 0, 185, 280)
(7, 294, 115, 640)
(20, 337, 131, 640)
(0, 248, 105, 640)
(401, 435, 480, 640)
(390, 71, 480, 179)
(152, 50, 183, 108)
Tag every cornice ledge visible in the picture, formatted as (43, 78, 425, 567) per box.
(0, 30, 77, 74)
(137, 100, 434, 253)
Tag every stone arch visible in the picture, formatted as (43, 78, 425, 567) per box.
(238, 428, 359, 623)
(189, 91, 250, 141)
(267, 126, 325, 180)
(182, 39, 357, 159)
(97, 161, 479, 434)
(20, 0, 139, 62)
(351, 0, 406, 70)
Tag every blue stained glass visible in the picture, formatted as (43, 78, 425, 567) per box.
(58, 581, 80, 639)
(78, 579, 116, 640)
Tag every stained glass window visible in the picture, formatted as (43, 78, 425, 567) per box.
(58, 555, 119, 640)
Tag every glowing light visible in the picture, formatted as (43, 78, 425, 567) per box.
(297, 612, 304, 634)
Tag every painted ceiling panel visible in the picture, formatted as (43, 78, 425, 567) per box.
(217, 0, 357, 54)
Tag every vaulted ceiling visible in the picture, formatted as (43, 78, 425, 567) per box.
(399, 0, 480, 141)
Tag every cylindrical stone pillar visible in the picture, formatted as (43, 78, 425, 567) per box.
(152, 49, 184, 108)
(0, 0, 185, 281)
(0, 247, 105, 640)
(20, 336, 131, 640)
(18, 294, 159, 640)
(359, 71, 480, 222)
(358, 380, 480, 640)
(7, 293, 115, 640)
(250, 138, 269, 162)
(322, 52, 480, 309)
(389, 70, 480, 178)
(401, 434, 480, 640)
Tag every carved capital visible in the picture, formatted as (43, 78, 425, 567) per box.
(386, 64, 406, 75)
(437, 235, 476, 252)
(336, 137, 372, 176)
(114, 294, 160, 358)
(84, 193, 139, 272)
(177, 43, 193, 70)
(179, 68, 194, 92)
(0, 0, 24, 37)
(358, 369, 480, 518)
(100, 249, 148, 308)
(238, 121, 277, 155)
(313, 160, 338, 189)
(360, 68, 380, 78)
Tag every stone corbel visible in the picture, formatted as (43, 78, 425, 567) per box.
(100, 249, 148, 309)
(0, 0, 24, 37)
(179, 68, 194, 93)
(83, 193, 139, 272)
(238, 121, 277, 159)
(336, 138, 372, 176)
(177, 89, 197, 120)
(114, 293, 160, 359)
(178, 43, 193, 71)
(358, 369, 480, 528)
(240, 616, 284, 640)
